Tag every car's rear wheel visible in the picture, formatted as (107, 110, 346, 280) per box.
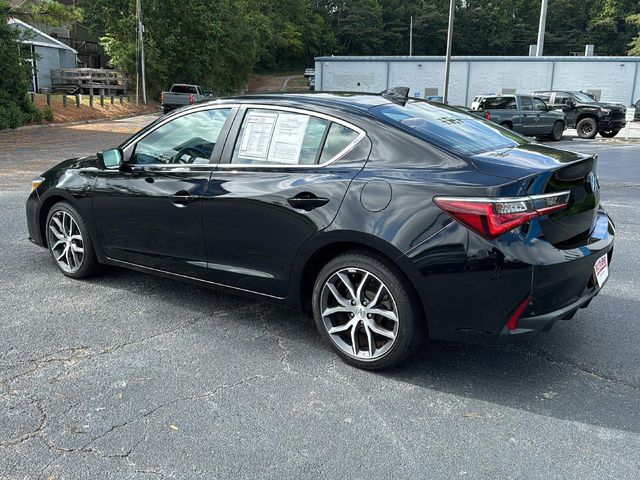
(312, 251, 424, 369)
(46, 202, 100, 279)
(500, 121, 512, 130)
(550, 121, 564, 141)
(599, 128, 620, 138)
(576, 117, 598, 139)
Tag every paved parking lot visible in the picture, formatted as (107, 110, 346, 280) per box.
(1, 116, 639, 479)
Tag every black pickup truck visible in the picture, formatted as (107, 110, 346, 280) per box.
(534, 90, 626, 139)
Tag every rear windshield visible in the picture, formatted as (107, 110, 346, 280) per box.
(171, 85, 198, 94)
(480, 96, 516, 110)
(371, 100, 528, 157)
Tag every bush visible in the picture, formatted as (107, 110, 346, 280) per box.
(41, 105, 54, 122)
(22, 98, 42, 123)
(0, 102, 24, 130)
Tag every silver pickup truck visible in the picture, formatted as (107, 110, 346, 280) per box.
(160, 84, 210, 114)
(473, 94, 566, 141)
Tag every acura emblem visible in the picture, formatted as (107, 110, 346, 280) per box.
(585, 172, 598, 194)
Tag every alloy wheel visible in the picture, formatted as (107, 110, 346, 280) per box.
(47, 210, 84, 273)
(580, 123, 593, 135)
(319, 267, 399, 360)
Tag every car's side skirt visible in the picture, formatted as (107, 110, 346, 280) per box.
(104, 256, 287, 301)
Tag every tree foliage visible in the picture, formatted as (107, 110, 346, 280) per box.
(77, 0, 640, 97)
(0, 0, 80, 128)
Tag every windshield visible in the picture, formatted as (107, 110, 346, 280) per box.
(571, 92, 596, 103)
(371, 100, 529, 156)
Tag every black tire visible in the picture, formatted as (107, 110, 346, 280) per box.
(576, 117, 598, 139)
(500, 122, 512, 130)
(311, 250, 425, 370)
(162, 107, 171, 115)
(45, 201, 101, 279)
(550, 121, 564, 141)
(599, 128, 620, 138)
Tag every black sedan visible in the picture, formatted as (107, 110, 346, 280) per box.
(26, 90, 615, 369)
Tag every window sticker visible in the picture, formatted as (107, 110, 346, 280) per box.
(238, 112, 278, 161)
(267, 113, 310, 164)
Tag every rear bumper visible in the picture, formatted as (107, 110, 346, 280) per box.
(406, 209, 614, 344)
(495, 274, 605, 343)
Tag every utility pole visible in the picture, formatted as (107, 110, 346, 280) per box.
(536, 0, 548, 57)
(442, 0, 455, 104)
(137, 0, 147, 104)
(409, 16, 413, 56)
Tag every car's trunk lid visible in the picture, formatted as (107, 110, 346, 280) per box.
(470, 143, 600, 247)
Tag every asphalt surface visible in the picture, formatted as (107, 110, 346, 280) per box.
(1, 116, 639, 479)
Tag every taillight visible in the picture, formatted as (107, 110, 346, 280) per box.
(161, 92, 164, 103)
(189, 94, 196, 103)
(484, 111, 491, 120)
(434, 192, 570, 239)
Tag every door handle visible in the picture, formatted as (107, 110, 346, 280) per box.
(170, 190, 197, 207)
(287, 192, 329, 211)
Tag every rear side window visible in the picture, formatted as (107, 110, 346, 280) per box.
(481, 97, 516, 110)
(171, 85, 198, 94)
(231, 109, 359, 166)
(371, 100, 528, 157)
(319, 123, 360, 164)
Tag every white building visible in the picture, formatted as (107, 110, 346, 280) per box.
(314, 55, 640, 106)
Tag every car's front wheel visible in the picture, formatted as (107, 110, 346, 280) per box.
(46, 202, 100, 279)
(576, 117, 598, 139)
(550, 121, 564, 141)
(599, 128, 620, 138)
(312, 251, 424, 369)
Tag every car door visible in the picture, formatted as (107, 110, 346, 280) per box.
(553, 92, 578, 126)
(518, 96, 537, 134)
(532, 97, 553, 133)
(202, 106, 370, 298)
(93, 106, 236, 276)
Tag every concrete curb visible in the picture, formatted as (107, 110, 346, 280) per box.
(7, 110, 161, 132)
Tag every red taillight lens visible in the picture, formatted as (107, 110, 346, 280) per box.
(161, 92, 164, 103)
(484, 111, 491, 120)
(434, 192, 570, 239)
(189, 94, 196, 103)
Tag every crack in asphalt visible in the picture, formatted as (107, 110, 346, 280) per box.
(512, 345, 640, 392)
(0, 395, 47, 448)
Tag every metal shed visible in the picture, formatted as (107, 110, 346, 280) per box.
(8, 18, 78, 93)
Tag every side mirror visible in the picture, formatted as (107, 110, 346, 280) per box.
(98, 148, 123, 169)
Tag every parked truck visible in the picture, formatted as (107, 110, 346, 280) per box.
(160, 84, 210, 114)
(534, 90, 626, 139)
(474, 94, 566, 141)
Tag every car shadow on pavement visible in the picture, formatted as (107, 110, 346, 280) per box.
(88, 265, 640, 436)
(382, 328, 640, 435)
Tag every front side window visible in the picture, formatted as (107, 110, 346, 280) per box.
(532, 98, 547, 111)
(131, 109, 231, 165)
(520, 97, 533, 110)
(231, 109, 358, 166)
(371, 100, 528, 157)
